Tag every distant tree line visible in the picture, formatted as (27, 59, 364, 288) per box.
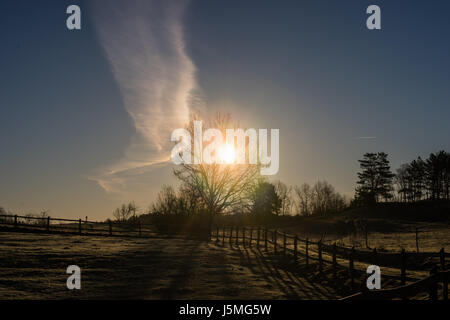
(395, 150, 450, 202)
(146, 178, 349, 221)
(3, 148, 448, 236)
(354, 150, 450, 205)
(293, 181, 348, 216)
(113, 202, 138, 222)
(137, 148, 450, 222)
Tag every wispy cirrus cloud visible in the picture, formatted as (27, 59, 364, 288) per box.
(89, 0, 202, 196)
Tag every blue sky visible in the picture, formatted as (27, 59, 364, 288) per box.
(1, 0, 449, 219)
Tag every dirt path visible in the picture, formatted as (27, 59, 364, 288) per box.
(0, 232, 340, 299)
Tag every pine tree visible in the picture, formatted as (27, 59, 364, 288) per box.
(355, 152, 394, 204)
(425, 150, 450, 200)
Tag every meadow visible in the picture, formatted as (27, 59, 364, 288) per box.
(1, 202, 448, 300)
(0, 223, 447, 300)
(0, 231, 342, 299)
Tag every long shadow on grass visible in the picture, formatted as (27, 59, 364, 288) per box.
(232, 245, 303, 299)
(227, 243, 341, 299)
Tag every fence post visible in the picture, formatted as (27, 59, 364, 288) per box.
(78, 219, 82, 235)
(229, 226, 233, 244)
(243, 227, 246, 248)
(283, 233, 287, 256)
(401, 249, 406, 285)
(14, 215, 18, 228)
(333, 242, 337, 278)
(257, 227, 260, 249)
(305, 238, 309, 266)
(222, 226, 226, 245)
(249, 228, 253, 248)
(441, 248, 448, 300)
(169, 222, 174, 237)
(138, 221, 142, 237)
(47, 216, 50, 231)
(318, 240, 323, 273)
(365, 225, 369, 248)
(235, 226, 239, 246)
(294, 235, 298, 263)
(349, 246, 355, 289)
(264, 228, 268, 251)
(216, 226, 220, 242)
(109, 220, 112, 236)
(415, 228, 419, 253)
(274, 230, 277, 254)
(429, 266, 438, 301)
(444, 272, 449, 301)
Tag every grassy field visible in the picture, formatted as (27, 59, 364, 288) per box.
(280, 220, 450, 253)
(272, 204, 450, 253)
(0, 231, 346, 300)
(338, 222, 450, 252)
(0, 217, 447, 300)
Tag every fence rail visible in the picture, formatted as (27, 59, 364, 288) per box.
(341, 269, 449, 300)
(1, 215, 447, 300)
(214, 225, 448, 300)
(0, 214, 154, 238)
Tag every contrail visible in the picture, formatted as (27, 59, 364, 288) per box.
(89, 0, 201, 195)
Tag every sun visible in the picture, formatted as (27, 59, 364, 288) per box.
(218, 144, 236, 164)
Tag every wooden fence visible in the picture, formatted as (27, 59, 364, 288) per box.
(1, 215, 447, 300)
(341, 269, 449, 300)
(214, 226, 448, 300)
(0, 214, 154, 238)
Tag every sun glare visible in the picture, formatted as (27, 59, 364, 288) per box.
(218, 144, 236, 164)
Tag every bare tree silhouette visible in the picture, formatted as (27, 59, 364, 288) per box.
(173, 113, 261, 237)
